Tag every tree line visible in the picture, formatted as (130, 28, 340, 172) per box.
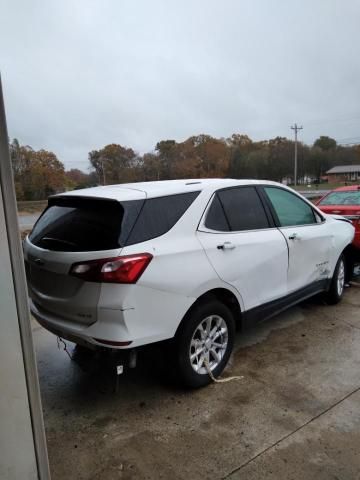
(10, 134, 360, 200)
(10, 139, 96, 200)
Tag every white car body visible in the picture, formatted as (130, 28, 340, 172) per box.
(25, 179, 354, 351)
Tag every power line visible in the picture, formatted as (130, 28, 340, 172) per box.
(302, 114, 360, 128)
(338, 141, 360, 146)
(252, 114, 360, 141)
(291, 123, 303, 186)
(336, 136, 360, 143)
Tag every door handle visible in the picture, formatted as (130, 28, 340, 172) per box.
(288, 232, 301, 240)
(217, 242, 236, 250)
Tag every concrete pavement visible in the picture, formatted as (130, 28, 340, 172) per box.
(33, 285, 360, 479)
(228, 388, 360, 479)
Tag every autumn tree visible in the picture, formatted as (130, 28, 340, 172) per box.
(172, 140, 202, 178)
(185, 134, 230, 177)
(308, 147, 331, 183)
(227, 134, 253, 178)
(10, 139, 66, 200)
(141, 153, 162, 181)
(313, 136, 337, 151)
(65, 169, 95, 190)
(33, 149, 66, 198)
(87, 133, 360, 186)
(267, 137, 294, 181)
(10, 138, 28, 198)
(89, 144, 138, 185)
(154, 140, 179, 179)
(226, 134, 254, 158)
(245, 148, 269, 179)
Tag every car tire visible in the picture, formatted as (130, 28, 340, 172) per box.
(174, 299, 235, 388)
(325, 254, 346, 305)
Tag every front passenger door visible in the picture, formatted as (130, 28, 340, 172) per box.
(263, 186, 332, 294)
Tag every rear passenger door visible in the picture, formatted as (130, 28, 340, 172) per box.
(197, 186, 289, 311)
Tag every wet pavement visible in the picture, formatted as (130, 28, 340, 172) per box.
(33, 285, 360, 480)
(18, 214, 40, 230)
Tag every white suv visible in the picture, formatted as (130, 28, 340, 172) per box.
(25, 179, 354, 387)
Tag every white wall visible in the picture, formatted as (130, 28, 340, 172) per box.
(0, 183, 39, 479)
(0, 76, 49, 479)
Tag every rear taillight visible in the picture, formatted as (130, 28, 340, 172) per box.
(69, 253, 153, 284)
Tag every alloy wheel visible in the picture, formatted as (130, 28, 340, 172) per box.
(189, 315, 228, 374)
(337, 259, 345, 296)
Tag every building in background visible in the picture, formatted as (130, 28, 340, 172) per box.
(326, 165, 360, 183)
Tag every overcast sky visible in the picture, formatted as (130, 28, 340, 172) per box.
(1, 0, 360, 171)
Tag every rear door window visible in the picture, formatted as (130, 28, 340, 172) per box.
(205, 187, 269, 231)
(126, 191, 200, 245)
(204, 194, 230, 231)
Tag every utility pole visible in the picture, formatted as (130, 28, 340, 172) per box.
(291, 123, 303, 186)
(100, 157, 106, 185)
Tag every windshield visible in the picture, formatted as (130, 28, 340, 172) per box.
(319, 190, 360, 206)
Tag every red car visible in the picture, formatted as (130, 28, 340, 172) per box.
(317, 185, 360, 251)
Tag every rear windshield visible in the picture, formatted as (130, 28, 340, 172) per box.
(319, 190, 360, 206)
(29, 197, 143, 252)
(29, 191, 200, 252)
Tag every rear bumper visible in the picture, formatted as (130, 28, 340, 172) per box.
(30, 285, 194, 349)
(31, 300, 130, 349)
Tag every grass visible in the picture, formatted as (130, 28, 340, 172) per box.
(17, 200, 47, 215)
(293, 182, 357, 192)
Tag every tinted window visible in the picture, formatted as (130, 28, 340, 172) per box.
(206, 187, 269, 231)
(264, 187, 316, 227)
(30, 192, 200, 251)
(126, 191, 200, 245)
(205, 194, 230, 231)
(319, 190, 360, 206)
(29, 197, 143, 252)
